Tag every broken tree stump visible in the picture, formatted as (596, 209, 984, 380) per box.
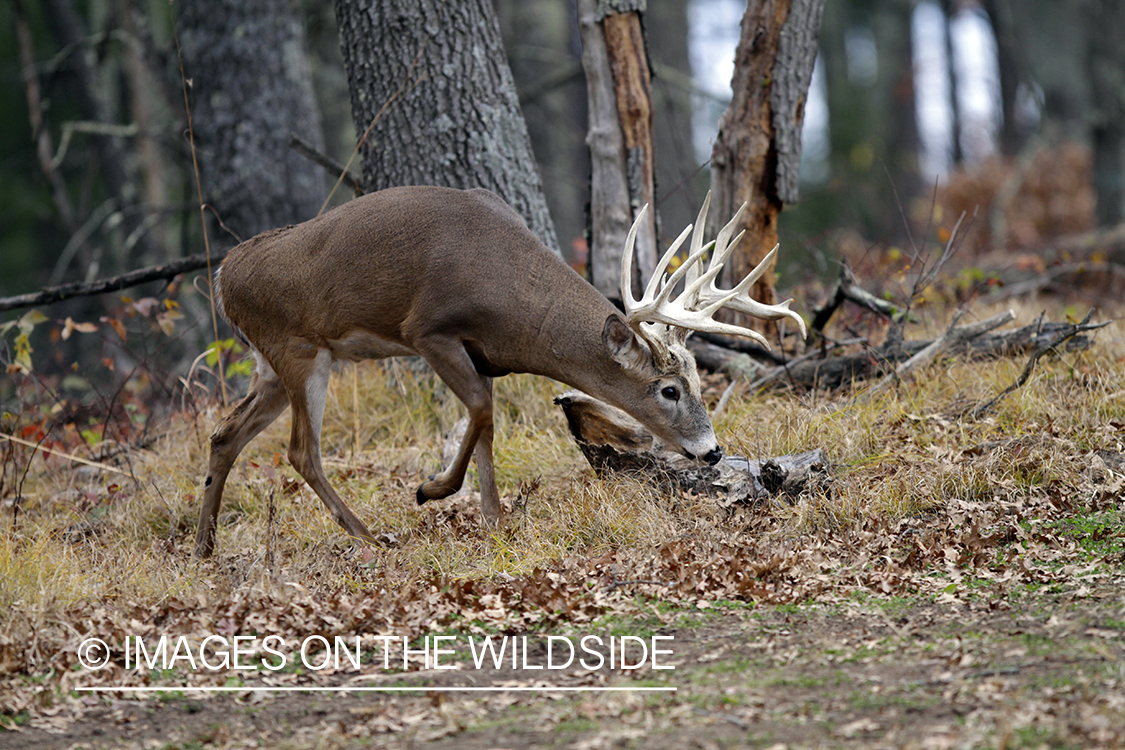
(554, 390, 832, 505)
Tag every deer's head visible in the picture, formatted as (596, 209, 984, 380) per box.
(606, 193, 807, 464)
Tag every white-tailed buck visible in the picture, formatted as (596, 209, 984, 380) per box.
(194, 186, 804, 557)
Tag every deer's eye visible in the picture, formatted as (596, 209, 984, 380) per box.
(661, 385, 680, 402)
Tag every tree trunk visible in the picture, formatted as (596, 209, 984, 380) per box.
(876, 0, 920, 198)
(1086, 0, 1125, 227)
(42, 0, 163, 273)
(177, 0, 327, 243)
(333, 0, 559, 255)
(577, 0, 657, 304)
(495, 0, 589, 265)
(940, 0, 964, 165)
(1011, 0, 1089, 141)
(982, 0, 1024, 157)
(647, 0, 701, 238)
(708, 0, 825, 340)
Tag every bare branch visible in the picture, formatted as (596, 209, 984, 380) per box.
(288, 134, 364, 197)
(0, 251, 227, 312)
(860, 310, 1017, 402)
(971, 311, 1109, 418)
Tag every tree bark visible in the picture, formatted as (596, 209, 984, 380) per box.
(1085, 0, 1125, 227)
(333, 0, 560, 255)
(495, 0, 588, 264)
(647, 0, 701, 235)
(708, 0, 825, 340)
(177, 0, 326, 246)
(577, 0, 658, 303)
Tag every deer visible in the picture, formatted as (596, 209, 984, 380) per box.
(193, 185, 805, 558)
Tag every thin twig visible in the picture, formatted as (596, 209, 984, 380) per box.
(288, 134, 364, 197)
(971, 311, 1108, 418)
(0, 433, 131, 476)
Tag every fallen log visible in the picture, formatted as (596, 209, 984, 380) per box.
(695, 314, 1102, 391)
(554, 390, 832, 506)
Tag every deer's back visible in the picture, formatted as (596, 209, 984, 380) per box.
(216, 186, 601, 364)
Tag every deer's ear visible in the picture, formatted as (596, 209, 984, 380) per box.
(603, 315, 648, 372)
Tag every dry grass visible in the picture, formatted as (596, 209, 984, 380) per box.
(1, 299, 1121, 614)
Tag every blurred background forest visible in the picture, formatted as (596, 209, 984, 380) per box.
(1, 0, 1123, 404)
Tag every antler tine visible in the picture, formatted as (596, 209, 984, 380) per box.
(708, 201, 749, 273)
(678, 200, 747, 306)
(622, 203, 703, 322)
(646, 222, 695, 304)
(618, 196, 807, 348)
(619, 203, 647, 316)
(699, 243, 809, 339)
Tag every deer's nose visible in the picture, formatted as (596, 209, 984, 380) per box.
(703, 446, 723, 465)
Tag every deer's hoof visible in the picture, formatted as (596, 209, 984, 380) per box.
(416, 485, 429, 505)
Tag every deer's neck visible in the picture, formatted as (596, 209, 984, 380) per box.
(516, 288, 626, 399)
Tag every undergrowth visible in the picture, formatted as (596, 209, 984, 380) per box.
(0, 300, 1122, 722)
(1, 301, 1121, 609)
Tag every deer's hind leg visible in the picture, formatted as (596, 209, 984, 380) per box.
(279, 348, 376, 545)
(195, 353, 290, 558)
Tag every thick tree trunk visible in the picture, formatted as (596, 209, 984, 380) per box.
(1086, 0, 1125, 227)
(708, 0, 825, 340)
(647, 0, 700, 238)
(495, 0, 588, 264)
(577, 0, 657, 304)
(333, 0, 559, 255)
(177, 0, 327, 243)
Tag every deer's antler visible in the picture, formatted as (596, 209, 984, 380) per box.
(620, 193, 807, 349)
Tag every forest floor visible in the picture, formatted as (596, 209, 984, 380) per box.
(5, 586, 1125, 750)
(2, 298, 1124, 749)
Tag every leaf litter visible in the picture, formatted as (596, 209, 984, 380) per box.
(1, 301, 1124, 748)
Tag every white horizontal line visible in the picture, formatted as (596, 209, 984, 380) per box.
(76, 685, 676, 693)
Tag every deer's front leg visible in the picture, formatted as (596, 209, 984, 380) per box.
(415, 340, 500, 523)
(473, 412, 500, 525)
(195, 366, 289, 558)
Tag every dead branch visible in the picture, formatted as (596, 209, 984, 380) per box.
(695, 304, 1097, 392)
(746, 337, 867, 391)
(686, 339, 770, 382)
(0, 251, 227, 312)
(971, 310, 1109, 418)
(860, 310, 1016, 401)
(288, 134, 365, 197)
(693, 330, 786, 365)
(810, 264, 899, 335)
